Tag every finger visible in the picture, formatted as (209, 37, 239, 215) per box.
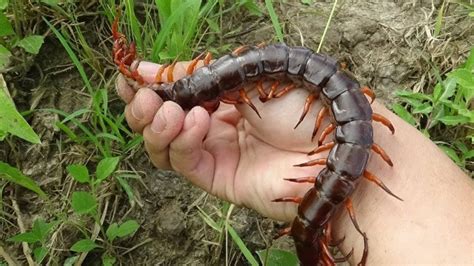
(142, 101, 185, 170)
(124, 88, 163, 133)
(169, 106, 215, 192)
(115, 74, 136, 103)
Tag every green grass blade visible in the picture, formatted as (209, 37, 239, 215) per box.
(317, 0, 338, 52)
(226, 223, 259, 266)
(264, 0, 284, 43)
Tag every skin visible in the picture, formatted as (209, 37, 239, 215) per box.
(116, 60, 473, 265)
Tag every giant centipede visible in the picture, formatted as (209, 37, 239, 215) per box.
(112, 17, 401, 265)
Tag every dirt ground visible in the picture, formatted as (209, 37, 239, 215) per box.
(1, 0, 472, 265)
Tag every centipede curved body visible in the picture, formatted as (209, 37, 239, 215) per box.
(113, 19, 397, 266)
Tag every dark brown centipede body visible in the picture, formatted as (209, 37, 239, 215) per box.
(113, 19, 398, 265)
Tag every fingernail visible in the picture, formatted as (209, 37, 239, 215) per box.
(151, 107, 167, 133)
(131, 90, 144, 119)
(183, 109, 196, 130)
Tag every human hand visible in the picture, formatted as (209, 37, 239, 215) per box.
(115, 60, 332, 222)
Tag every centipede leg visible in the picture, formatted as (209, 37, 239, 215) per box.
(186, 52, 206, 75)
(266, 80, 280, 100)
(273, 227, 291, 239)
(256, 79, 268, 102)
(361, 86, 375, 104)
(274, 83, 296, 98)
(232, 45, 250, 56)
(294, 94, 317, 129)
(293, 158, 327, 167)
(308, 141, 335, 156)
(373, 113, 395, 134)
(239, 88, 261, 118)
(203, 52, 212, 65)
(344, 198, 368, 266)
(284, 176, 316, 183)
(371, 143, 393, 166)
(166, 60, 177, 82)
(154, 64, 169, 83)
(317, 123, 336, 146)
(363, 170, 402, 201)
(272, 196, 302, 204)
(312, 107, 328, 140)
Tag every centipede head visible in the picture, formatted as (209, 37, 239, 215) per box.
(111, 12, 143, 84)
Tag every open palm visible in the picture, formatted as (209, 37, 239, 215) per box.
(117, 61, 328, 222)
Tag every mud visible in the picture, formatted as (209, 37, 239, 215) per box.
(1, 1, 472, 265)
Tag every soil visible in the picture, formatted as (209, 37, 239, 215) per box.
(1, 1, 472, 265)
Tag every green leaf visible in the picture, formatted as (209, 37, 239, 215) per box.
(464, 150, 474, 160)
(412, 103, 433, 114)
(70, 239, 99, 252)
(102, 254, 116, 266)
(33, 246, 47, 263)
(0, 0, 8, 11)
(0, 161, 46, 198)
(32, 219, 54, 240)
(391, 104, 417, 126)
(438, 145, 461, 164)
(437, 115, 469, 126)
(0, 44, 11, 70)
(63, 255, 79, 266)
(95, 157, 120, 183)
(18, 35, 44, 55)
(256, 248, 299, 266)
(7, 231, 41, 243)
(106, 220, 139, 242)
(67, 164, 90, 184)
(465, 47, 474, 71)
(71, 191, 96, 215)
(0, 75, 41, 143)
(0, 12, 14, 36)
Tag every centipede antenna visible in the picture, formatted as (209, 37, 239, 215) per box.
(372, 113, 395, 134)
(358, 233, 369, 266)
(308, 141, 335, 156)
(363, 170, 403, 201)
(293, 158, 327, 167)
(371, 143, 393, 166)
(312, 107, 328, 141)
(317, 123, 336, 146)
(294, 94, 316, 129)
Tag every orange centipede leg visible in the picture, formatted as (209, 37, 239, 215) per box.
(312, 107, 328, 140)
(361, 86, 375, 104)
(154, 64, 169, 83)
(274, 227, 292, 239)
(344, 198, 369, 266)
(373, 113, 395, 134)
(232, 45, 250, 56)
(266, 80, 280, 100)
(203, 52, 212, 65)
(371, 143, 393, 166)
(166, 60, 177, 82)
(294, 94, 318, 129)
(239, 88, 261, 118)
(363, 170, 402, 201)
(271, 196, 302, 204)
(284, 176, 316, 183)
(256, 79, 268, 102)
(293, 158, 327, 167)
(308, 141, 335, 156)
(274, 83, 296, 98)
(186, 52, 205, 75)
(317, 123, 336, 146)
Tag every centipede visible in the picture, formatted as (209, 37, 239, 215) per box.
(112, 16, 401, 265)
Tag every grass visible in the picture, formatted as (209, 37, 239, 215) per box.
(0, 0, 472, 265)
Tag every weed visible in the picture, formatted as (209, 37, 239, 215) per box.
(393, 47, 474, 170)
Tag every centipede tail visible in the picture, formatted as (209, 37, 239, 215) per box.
(113, 18, 399, 265)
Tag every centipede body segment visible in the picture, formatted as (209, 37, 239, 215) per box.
(113, 17, 399, 266)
